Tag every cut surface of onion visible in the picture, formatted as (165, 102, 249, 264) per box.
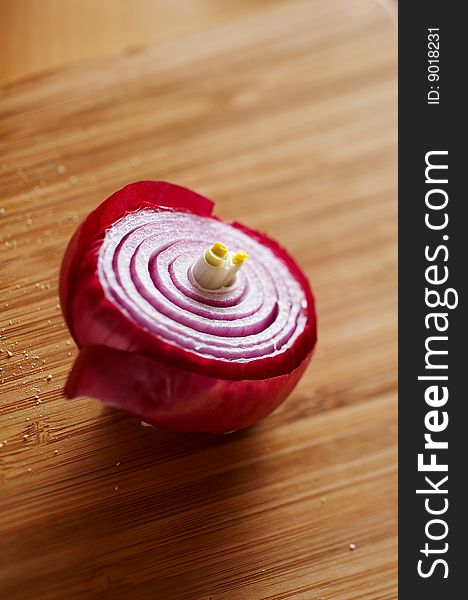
(61, 181, 317, 433)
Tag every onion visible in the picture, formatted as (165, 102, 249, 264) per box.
(60, 181, 317, 433)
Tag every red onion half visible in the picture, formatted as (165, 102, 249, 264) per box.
(60, 181, 317, 433)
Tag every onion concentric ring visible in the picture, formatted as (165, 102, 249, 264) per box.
(99, 209, 306, 359)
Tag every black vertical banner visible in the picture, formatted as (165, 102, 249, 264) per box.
(399, 3, 466, 598)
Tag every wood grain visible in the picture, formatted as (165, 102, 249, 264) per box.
(0, 0, 285, 86)
(0, 0, 397, 598)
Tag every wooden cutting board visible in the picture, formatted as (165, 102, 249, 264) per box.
(0, 0, 397, 598)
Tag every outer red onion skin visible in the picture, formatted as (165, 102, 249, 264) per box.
(60, 181, 317, 433)
(66, 346, 310, 434)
